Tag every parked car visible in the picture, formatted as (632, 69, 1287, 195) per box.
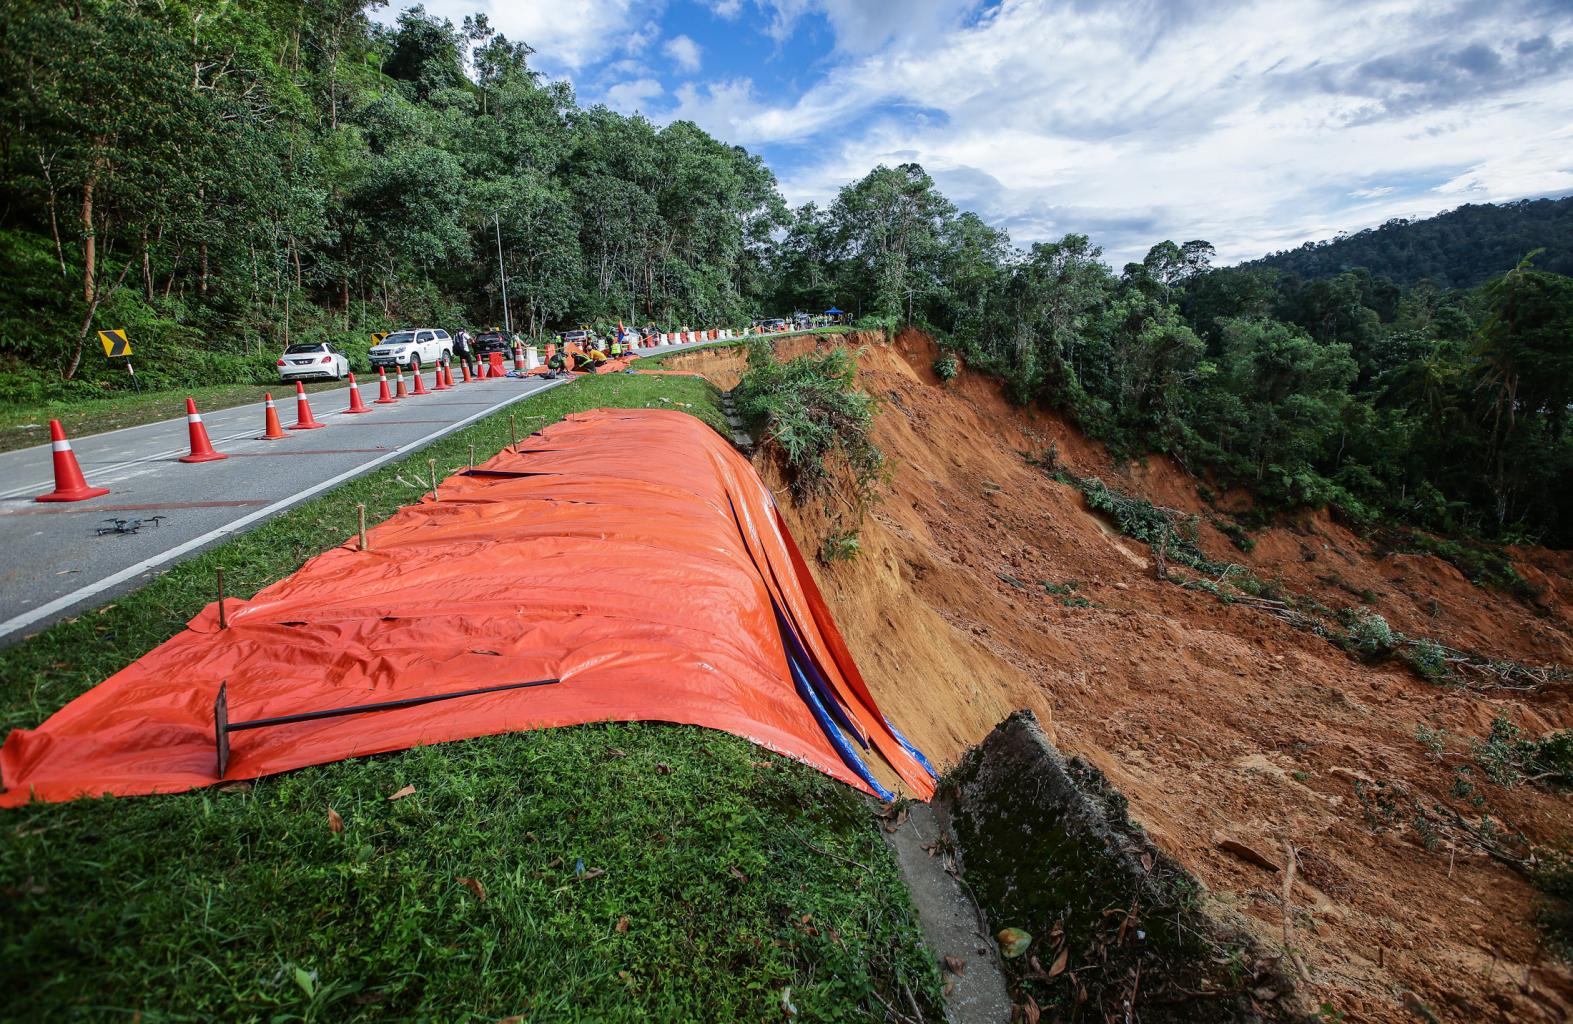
(559, 329, 597, 349)
(753, 317, 788, 333)
(276, 342, 350, 382)
(474, 331, 517, 358)
(368, 328, 453, 369)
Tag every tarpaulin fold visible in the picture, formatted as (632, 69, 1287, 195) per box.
(0, 409, 934, 806)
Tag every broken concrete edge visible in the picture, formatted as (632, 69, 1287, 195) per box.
(934, 709, 1318, 1023)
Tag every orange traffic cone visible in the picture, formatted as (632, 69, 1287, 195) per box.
(36, 420, 109, 502)
(460, 361, 473, 383)
(411, 367, 429, 395)
(374, 367, 396, 404)
(477, 360, 489, 380)
(180, 398, 228, 463)
(291, 381, 325, 430)
(445, 364, 456, 387)
(513, 343, 526, 372)
(395, 367, 409, 399)
(258, 393, 288, 440)
(433, 363, 451, 391)
(345, 373, 371, 413)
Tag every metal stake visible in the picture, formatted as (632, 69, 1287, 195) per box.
(216, 566, 227, 629)
(469, 443, 475, 469)
(428, 458, 438, 500)
(510, 413, 518, 452)
(357, 503, 368, 551)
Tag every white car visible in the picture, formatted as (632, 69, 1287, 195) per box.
(276, 342, 350, 381)
(368, 328, 453, 369)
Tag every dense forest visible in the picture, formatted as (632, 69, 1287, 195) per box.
(1250, 195, 1573, 288)
(2, 2, 1570, 547)
(766, 164, 1573, 547)
(0, 1, 781, 396)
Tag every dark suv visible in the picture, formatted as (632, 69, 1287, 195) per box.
(474, 331, 515, 358)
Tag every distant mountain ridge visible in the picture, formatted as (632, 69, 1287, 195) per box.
(1245, 194, 1573, 289)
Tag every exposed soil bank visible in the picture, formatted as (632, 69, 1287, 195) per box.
(665, 330, 1573, 1023)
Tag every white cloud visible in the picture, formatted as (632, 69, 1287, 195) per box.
(680, 0, 1573, 263)
(604, 77, 665, 113)
(388, 0, 661, 70)
(663, 34, 703, 73)
(374, 0, 1573, 263)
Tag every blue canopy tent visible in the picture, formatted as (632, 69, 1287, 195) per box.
(824, 307, 844, 315)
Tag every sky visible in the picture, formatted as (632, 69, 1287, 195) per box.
(381, 0, 1573, 266)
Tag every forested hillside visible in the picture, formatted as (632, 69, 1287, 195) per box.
(765, 164, 1573, 546)
(0, 2, 780, 395)
(1249, 196, 1573, 288)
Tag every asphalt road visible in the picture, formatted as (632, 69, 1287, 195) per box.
(0, 336, 719, 647)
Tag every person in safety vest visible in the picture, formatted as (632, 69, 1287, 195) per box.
(547, 347, 574, 378)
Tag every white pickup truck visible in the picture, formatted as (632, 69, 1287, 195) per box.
(368, 328, 453, 369)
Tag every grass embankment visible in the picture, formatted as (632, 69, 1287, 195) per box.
(0, 380, 348, 454)
(0, 370, 940, 1022)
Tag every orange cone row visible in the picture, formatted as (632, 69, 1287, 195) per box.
(35, 358, 492, 503)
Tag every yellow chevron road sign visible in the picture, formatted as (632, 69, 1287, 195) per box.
(98, 329, 131, 358)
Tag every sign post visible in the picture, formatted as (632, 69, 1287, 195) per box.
(98, 329, 138, 393)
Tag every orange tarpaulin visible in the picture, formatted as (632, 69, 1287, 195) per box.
(0, 409, 934, 807)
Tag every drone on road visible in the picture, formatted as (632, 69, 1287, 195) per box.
(96, 515, 167, 536)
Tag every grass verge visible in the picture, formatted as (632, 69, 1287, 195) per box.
(0, 380, 349, 453)
(0, 368, 941, 1021)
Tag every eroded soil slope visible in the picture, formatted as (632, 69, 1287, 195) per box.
(663, 332, 1573, 1023)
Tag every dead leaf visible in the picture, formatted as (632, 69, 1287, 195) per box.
(576, 867, 606, 882)
(386, 784, 416, 801)
(997, 927, 1032, 959)
(1140, 852, 1155, 872)
(218, 781, 252, 794)
(728, 866, 749, 882)
(943, 955, 967, 976)
(497, 1017, 524, 1024)
(327, 806, 344, 834)
(654, 761, 672, 774)
(942, 979, 956, 997)
(606, 748, 628, 759)
(457, 876, 486, 902)
(469, 648, 502, 656)
(1049, 946, 1069, 977)
(1022, 994, 1041, 1024)
(615, 916, 630, 933)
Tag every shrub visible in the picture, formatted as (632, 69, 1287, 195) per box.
(932, 354, 959, 382)
(1344, 611, 1395, 657)
(1474, 716, 1573, 788)
(1402, 639, 1453, 683)
(819, 530, 862, 563)
(734, 339, 882, 504)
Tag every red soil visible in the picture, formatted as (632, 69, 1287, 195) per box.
(663, 331, 1573, 1023)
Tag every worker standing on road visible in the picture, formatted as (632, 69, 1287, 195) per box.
(454, 328, 476, 376)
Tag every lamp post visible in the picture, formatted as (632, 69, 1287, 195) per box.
(494, 212, 512, 335)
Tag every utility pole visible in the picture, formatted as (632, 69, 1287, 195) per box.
(494, 212, 512, 335)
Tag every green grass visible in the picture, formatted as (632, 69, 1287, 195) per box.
(0, 380, 350, 453)
(0, 369, 941, 1021)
